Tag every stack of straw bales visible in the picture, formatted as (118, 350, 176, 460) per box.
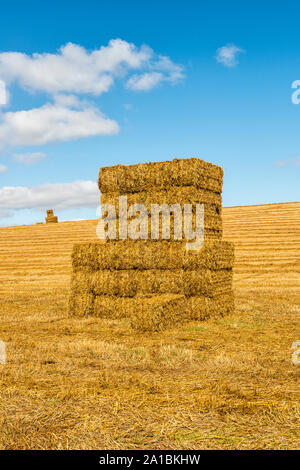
(45, 209, 58, 224)
(100, 158, 223, 240)
(69, 158, 234, 332)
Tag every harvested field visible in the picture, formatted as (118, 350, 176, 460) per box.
(0, 202, 299, 449)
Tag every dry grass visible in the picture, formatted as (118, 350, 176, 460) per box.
(0, 202, 299, 449)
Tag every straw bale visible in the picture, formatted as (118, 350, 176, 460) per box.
(131, 291, 235, 332)
(70, 271, 93, 293)
(101, 187, 222, 212)
(98, 158, 223, 194)
(104, 226, 222, 242)
(98, 215, 222, 241)
(183, 270, 233, 297)
(93, 294, 186, 324)
(68, 292, 94, 317)
(45, 216, 58, 223)
(183, 241, 234, 270)
(136, 270, 182, 295)
(68, 288, 234, 327)
(92, 270, 138, 297)
(93, 296, 132, 319)
(187, 291, 235, 321)
(72, 240, 234, 272)
(71, 269, 232, 297)
(130, 294, 187, 332)
(72, 241, 106, 272)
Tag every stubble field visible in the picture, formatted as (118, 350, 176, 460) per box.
(0, 202, 299, 449)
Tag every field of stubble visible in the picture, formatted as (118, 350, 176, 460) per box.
(0, 202, 299, 449)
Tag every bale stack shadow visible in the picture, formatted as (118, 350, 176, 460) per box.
(69, 158, 235, 332)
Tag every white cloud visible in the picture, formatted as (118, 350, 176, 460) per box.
(274, 157, 300, 168)
(152, 55, 184, 82)
(0, 39, 183, 95)
(53, 93, 82, 108)
(0, 164, 8, 173)
(0, 100, 119, 147)
(0, 41, 183, 149)
(0, 80, 7, 105)
(126, 72, 165, 91)
(13, 152, 47, 165)
(0, 180, 98, 218)
(126, 55, 184, 91)
(216, 44, 244, 67)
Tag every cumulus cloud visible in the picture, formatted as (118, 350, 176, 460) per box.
(0, 164, 8, 173)
(53, 93, 82, 107)
(0, 100, 119, 147)
(126, 72, 165, 91)
(0, 39, 183, 95)
(0, 41, 183, 149)
(13, 152, 47, 165)
(216, 44, 244, 67)
(0, 180, 98, 218)
(126, 55, 184, 91)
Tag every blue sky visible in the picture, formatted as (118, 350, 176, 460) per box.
(0, 0, 300, 226)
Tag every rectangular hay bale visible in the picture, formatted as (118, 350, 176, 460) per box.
(71, 239, 234, 272)
(93, 296, 132, 319)
(71, 269, 233, 297)
(187, 291, 235, 321)
(130, 291, 235, 332)
(98, 158, 223, 194)
(45, 216, 58, 223)
(68, 289, 234, 330)
(130, 294, 186, 332)
(101, 187, 222, 212)
(68, 291, 94, 317)
(98, 214, 222, 241)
